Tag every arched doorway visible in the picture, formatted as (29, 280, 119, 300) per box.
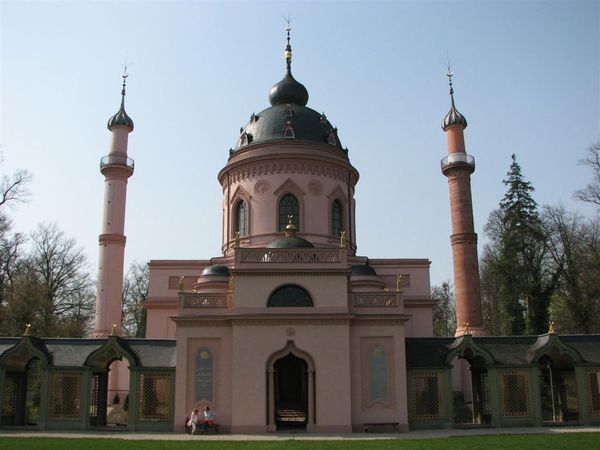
(266, 341, 315, 432)
(2, 357, 42, 426)
(446, 339, 494, 427)
(274, 353, 308, 430)
(85, 338, 137, 429)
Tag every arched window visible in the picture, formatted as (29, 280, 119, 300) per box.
(236, 200, 248, 236)
(279, 194, 299, 231)
(268, 285, 313, 307)
(331, 199, 342, 237)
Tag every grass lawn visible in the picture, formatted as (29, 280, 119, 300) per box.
(0, 433, 597, 450)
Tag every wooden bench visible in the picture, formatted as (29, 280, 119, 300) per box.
(363, 422, 399, 433)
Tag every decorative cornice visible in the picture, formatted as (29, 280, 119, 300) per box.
(231, 269, 349, 276)
(221, 158, 357, 188)
(98, 233, 126, 245)
(351, 315, 411, 325)
(450, 232, 478, 245)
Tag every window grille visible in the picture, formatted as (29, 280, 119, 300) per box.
(236, 200, 248, 236)
(558, 370, 579, 420)
(587, 369, 600, 416)
(49, 372, 81, 420)
(331, 200, 342, 237)
(410, 371, 443, 420)
(138, 372, 172, 422)
(500, 371, 531, 417)
(25, 359, 41, 424)
(2, 374, 18, 425)
(268, 285, 313, 307)
(279, 194, 299, 231)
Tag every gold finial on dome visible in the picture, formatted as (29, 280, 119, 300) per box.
(284, 214, 296, 237)
(284, 15, 293, 65)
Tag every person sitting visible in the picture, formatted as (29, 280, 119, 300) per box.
(187, 408, 199, 434)
(200, 406, 216, 432)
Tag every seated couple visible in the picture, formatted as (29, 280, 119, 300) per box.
(187, 406, 216, 434)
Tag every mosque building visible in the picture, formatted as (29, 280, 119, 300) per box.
(0, 31, 599, 433)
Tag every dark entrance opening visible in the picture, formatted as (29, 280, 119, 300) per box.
(1, 358, 41, 426)
(274, 353, 308, 430)
(539, 355, 579, 423)
(453, 352, 491, 427)
(89, 371, 109, 427)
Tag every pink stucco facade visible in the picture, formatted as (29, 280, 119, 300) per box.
(142, 39, 437, 433)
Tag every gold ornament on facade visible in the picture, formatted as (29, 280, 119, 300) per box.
(178, 275, 185, 292)
(463, 322, 472, 336)
(548, 321, 556, 334)
(235, 231, 240, 248)
(396, 274, 403, 293)
(339, 231, 347, 248)
(24, 323, 31, 336)
(111, 324, 117, 336)
(285, 215, 296, 237)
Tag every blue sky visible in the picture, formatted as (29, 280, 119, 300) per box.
(1, 1, 598, 287)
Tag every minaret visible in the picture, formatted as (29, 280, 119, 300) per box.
(92, 70, 134, 338)
(440, 70, 484, 336)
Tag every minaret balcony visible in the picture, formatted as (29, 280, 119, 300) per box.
(441, 152, 475, 175)
(100, 154, 135, 173)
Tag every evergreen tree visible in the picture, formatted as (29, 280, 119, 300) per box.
(481, 155, 557, 334)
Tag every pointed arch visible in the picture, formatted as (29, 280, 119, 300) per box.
(84, 336, 140, 370)
(230, 185, 252, 240)
(527, 334, 583, 366)
(445, 335, 496, 367)
(267, 340, 315, 373)
(273, 179, 305, 232)
(0, 337, 51, 369)
(327, 186, 347, 239)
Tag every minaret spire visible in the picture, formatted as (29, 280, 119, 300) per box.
(93, 71, 135, 338)
(107, 66, 134, 130)
(442, 68, 467, 130)
(440, 70, 483, 336)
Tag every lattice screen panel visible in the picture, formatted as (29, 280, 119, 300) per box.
(2, 375, 18, 424)
(410, 371, 443, 420)
(500, 371, 531, 417)
(48, 372, 81, 420)
(587, 369, 600, 416)
(138, 372, 172, 421)
(479, 371, 491, 416)
(558, 370, 579, 417)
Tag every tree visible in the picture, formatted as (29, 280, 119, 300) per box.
(544, 206, 600, 333)
(1, 223, 95, 337)
(575, 142, 600, 206)
(121, 261, 149, 338)
(431, 281, 456, 336)
(0, 170, 31, 328)
(480, 155, 558, 335)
